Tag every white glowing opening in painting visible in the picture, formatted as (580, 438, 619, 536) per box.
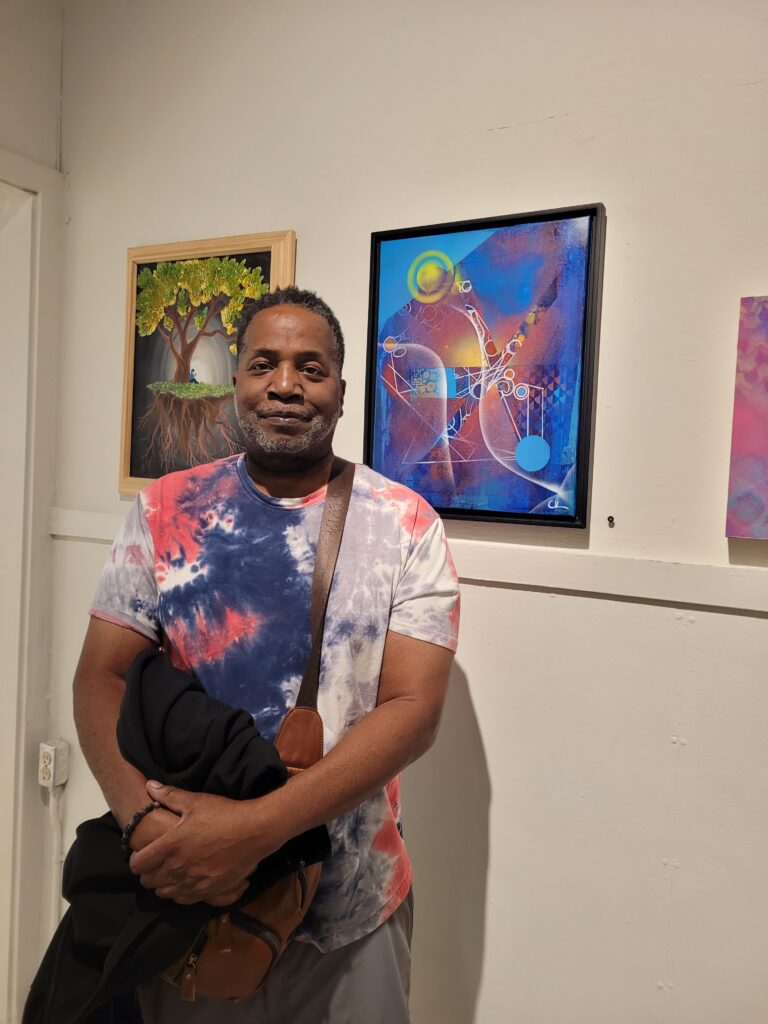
(368, 213, 599, 522)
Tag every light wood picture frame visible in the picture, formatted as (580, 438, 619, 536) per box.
(119, 230, 296, 497)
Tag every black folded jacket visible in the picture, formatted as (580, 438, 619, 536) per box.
(23, 648, 330, 1024)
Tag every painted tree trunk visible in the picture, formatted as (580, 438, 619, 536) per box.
(173, 336, 198, 383)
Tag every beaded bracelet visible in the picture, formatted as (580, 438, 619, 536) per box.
(121, 800, 160, 855)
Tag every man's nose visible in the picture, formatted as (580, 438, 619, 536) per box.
(268, 362, 302, 399)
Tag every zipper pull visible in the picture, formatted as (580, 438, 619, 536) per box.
(181, 954, 198, 1002)
(217, 913, 232, 954)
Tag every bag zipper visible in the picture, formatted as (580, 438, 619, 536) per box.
(173, 928, 209, 1001)
(172, 863, 309, 1000)
(230, 910, 281, 962)
(297, 862, 307, 907)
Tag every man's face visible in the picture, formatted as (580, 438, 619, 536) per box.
(233, 304, 345, 470)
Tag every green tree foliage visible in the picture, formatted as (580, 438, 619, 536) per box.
(135, 257, 268, 383)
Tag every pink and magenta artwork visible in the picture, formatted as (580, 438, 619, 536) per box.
(726, 296, 768, 538)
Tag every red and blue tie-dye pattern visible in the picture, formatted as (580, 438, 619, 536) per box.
(90, 454, 459, 951)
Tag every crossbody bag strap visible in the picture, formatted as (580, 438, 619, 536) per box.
(294, 457, 355, 711)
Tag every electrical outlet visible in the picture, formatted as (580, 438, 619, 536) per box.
(38, 740, 70, 789)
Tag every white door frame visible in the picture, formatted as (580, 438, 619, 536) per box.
(0, 145, 62, 1024)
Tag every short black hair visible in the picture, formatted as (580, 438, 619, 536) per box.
(235, 286, 345, 372)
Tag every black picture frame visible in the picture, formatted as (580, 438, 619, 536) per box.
(364, 204, 606, 527)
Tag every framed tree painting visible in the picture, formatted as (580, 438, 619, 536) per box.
(364, 205, 605, 526)
(120, 230, 296, 496)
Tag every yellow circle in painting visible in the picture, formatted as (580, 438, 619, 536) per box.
(416, 262, 447, 294)
(407, 250, 455, 304)
(382, 336, 397, 352)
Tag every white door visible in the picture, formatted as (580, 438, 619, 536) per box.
(0, 180, 34, 1022)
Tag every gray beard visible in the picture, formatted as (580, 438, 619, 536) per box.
(236, 406, 340, 470)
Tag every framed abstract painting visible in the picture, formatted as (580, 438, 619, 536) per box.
(120, 230, 296, 497)
(364, 205, 605, 526)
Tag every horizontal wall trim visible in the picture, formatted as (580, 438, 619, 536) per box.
(49, 506, 768, 615)
(453, 539, 768, 615)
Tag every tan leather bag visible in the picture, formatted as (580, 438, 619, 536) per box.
(161, 460, 354, 1002)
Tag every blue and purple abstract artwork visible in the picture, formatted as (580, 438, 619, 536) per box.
(367, 212, 600, 523)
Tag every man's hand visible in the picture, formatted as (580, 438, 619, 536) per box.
(128, 782, 278, 907)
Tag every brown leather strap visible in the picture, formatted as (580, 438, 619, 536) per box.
(294, 458, 355, 710)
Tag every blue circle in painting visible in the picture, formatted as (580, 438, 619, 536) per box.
(516, 435, 551, 472)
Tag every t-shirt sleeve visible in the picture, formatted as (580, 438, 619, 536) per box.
(89, 496, 161, 643)
(388, 501, 460, 652)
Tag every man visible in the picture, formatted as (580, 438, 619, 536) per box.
(74, 286, 460, 1022)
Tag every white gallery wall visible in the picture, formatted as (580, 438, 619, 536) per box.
(37, 0, 768, 1021)
(0, 0, 61, 169)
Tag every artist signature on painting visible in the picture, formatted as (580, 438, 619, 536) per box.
(547, 497, 570, 512)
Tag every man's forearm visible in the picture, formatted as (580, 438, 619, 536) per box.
(245, 631, 455, 853)
(130, 693, 441, 903)
(248, 693, 440, 852)
(129, 633, 453, 903)
(73, 668, 152, 825)
(72, 619, 182, 851)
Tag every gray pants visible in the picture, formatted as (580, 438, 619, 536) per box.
(138, 891, 413, 1024)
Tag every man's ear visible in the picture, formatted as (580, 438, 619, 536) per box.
(339, 378, 346, 418)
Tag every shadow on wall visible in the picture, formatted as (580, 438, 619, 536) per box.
(446, 518, 591, 551)
(403, 662, 490, 1024)
(728, 537, 768, 568)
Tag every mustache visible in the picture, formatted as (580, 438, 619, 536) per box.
(255, 404, 314, 421)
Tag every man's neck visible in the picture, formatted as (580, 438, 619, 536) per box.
(243, 449, 337, 499)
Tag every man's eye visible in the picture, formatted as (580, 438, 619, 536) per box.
(249, 361, 271, 372)
(303, 365, 323, 377)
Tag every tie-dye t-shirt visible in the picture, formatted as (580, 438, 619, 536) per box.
(90, 454, 459, 951)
